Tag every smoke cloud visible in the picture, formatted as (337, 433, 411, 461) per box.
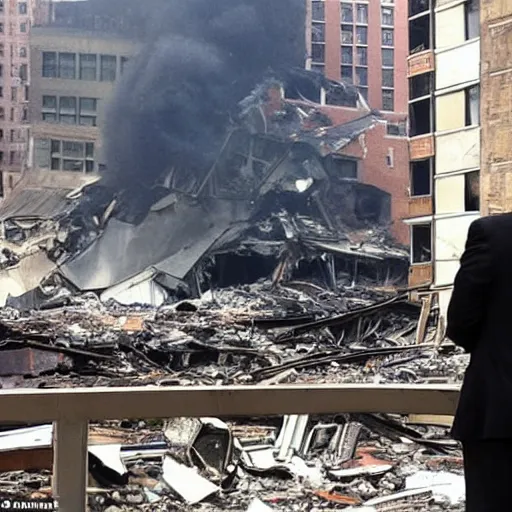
(103, 0, 306, 191)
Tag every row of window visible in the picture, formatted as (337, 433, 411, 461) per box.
(0, 21, 29, 34)
(42, 95, 98, 126)
(42, 52, 128, 82)
(35, 139, 95, 173)
(0, 106, 28, 122)
(409, 84, 479, 137)
(0, 44, 28, 59)
(312, 2, 394, 26)
(0, 86, 29, 102)
(0, 2, 28, 14)
(409, 0, 479, 54)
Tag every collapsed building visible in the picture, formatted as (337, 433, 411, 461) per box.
(0, 70, 409, 309)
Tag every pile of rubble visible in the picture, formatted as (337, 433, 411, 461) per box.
(0, 413, 464, 511)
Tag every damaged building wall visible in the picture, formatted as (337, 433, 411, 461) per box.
(335, 119, 409, 245)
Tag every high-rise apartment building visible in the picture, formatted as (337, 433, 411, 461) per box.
(0, 0, 43, 196)
(405, 0, 481, 317)
(306, 0, 408, 117)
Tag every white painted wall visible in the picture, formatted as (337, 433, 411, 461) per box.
(436, 127, 480, 174)
(436, 39, 480, 91)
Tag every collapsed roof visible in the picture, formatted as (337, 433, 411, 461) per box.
(0, 71, 407, 307)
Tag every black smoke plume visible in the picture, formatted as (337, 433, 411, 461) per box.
(103, 0, 306, 191)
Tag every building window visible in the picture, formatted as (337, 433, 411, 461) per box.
(50, 140, 95, 173)
(120, 57, 129, 74)
(312, 1, 325, 21)
(19, 64, 27, 81)
(312, 22, 325, 43)
(410, 159, 431, 196)
(79, 97, 97, 126)
(341, 25, 353, 44)
(0, 44, 4, 57)
(381, 7, 394, 26)
(356, 26, 368, 44)
(100, 55, 116, 82)
(311, 43, 325, 62)
(42, 52, 57, 78)
(42, 95, 57, 123)
(0, 87, 3, 98)
(409, 0, 430, 17)
(20, 22, 27, 33)
(325, 156, 358, 179)
(311, 64, 325, 74)
(9, 130, 14, 143)
(79, 54, 97, 81)
(341, 65, 353, 84)
(382, 68, 394, 87)
(382, 48, 394, 67)
(356, 4, 368, 23)
(19, 47, 26, 58)
(412, 224, 432, 264)
(357, 46, 367, 65)
(0, 108, 4, 120)
(382, 28, 394, 46)
(59, 96, 76, 124)
(358, 87, 368, 101)
(409, 97, 432, 136)
(387, 121, 407, 137)
(341, 3, 353, 22)
(341, 46, 353, 64)
(11, 88, 16, 102)
(382, 89, 394, 111)
(356, 67, 368, 86)
(18, 2, 27, 14)
(409, 72, 432, 99)
(465, 171, 480, 211)
(58, 52, 76, 79)
(465, 85, 480, 126)
(465, 0, 480, 39)
(0, 23, 4, 34)
(409, 14, 430, 53)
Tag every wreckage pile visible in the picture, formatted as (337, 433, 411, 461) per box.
(0, 70, 466, 509)
(0, 282, 467, 510)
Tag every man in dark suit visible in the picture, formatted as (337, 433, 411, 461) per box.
(447, 215, 512, 511)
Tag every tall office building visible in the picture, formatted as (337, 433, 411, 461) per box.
(306, 0, 408, 117)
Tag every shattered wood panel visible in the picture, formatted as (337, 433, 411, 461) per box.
(409, 135, 434, 160)
(435, 39, 480, 91)
(435, 127, 480, 174)
(407, 51, 435, 78)
(0, 448, 52, 472)
(435, 91, 465, 132)
(435, 4, 465, 50)
(408, 264, 433, 287)
(408, 196, 433, 218)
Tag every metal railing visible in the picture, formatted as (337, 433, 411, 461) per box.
(0, 384, 460, 512)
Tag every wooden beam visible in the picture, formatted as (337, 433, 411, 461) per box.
(53, 420, 88, 512)
(0, 384, 460, 422)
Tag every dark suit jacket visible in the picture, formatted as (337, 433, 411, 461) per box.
(447, 213, 512, 440)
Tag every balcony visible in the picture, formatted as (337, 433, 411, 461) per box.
(407, 50, 434, 78)
(409, 134, 434, 160)
(409, 263, 433, 287)
(408, 195, 433, 217)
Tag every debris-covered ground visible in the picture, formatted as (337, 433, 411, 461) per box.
(0, 280, 467, 511)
